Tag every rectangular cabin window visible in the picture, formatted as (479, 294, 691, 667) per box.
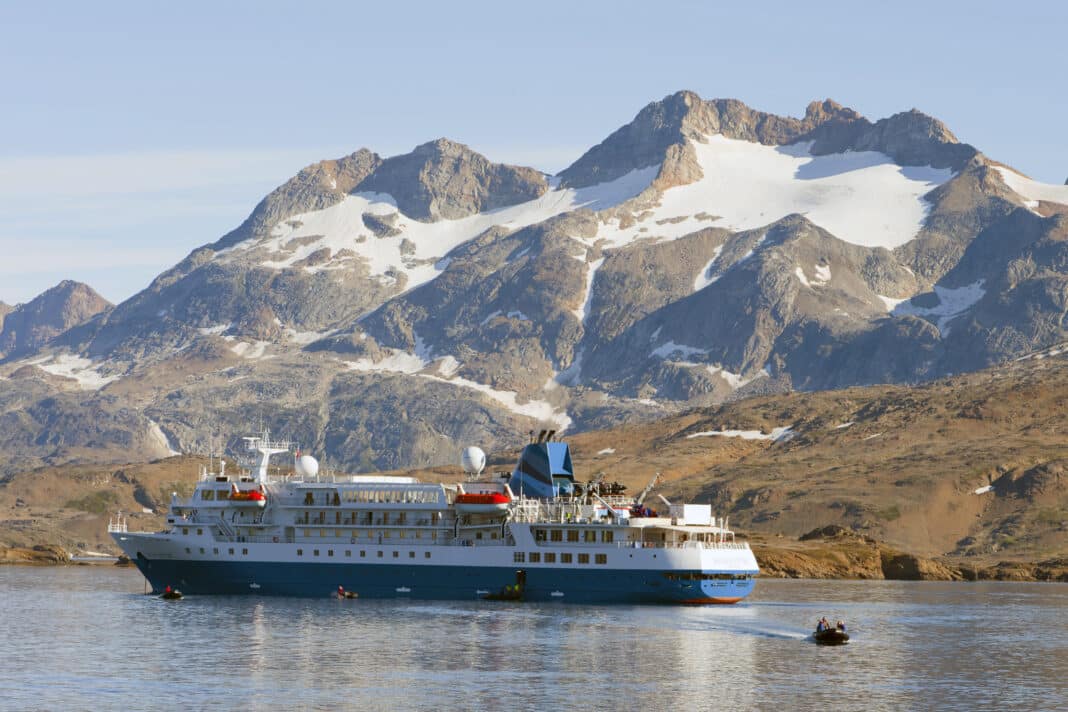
(185, 548, 191, 554)
(335, 511, 341, 524)
(313, 549, 320, 556)
(424, 552, 431, 559)
(550, 530, 563, 542)
(561, 553, 573, 564)
(213, 548, 218, 555)
(335, 529, 343, 538)
(415, 532, 421, 539)
(596, 554, 607, 564)
(578, 553, 590, 564)
(409, 551, 415, 559)
(345, 550, 352, 557)
(544, 553, 556, 563)
(490, 532, 498, 540)
(601, 531, 614, 543)
(297, 549, 303, 556)
(320, 529, 327, 538)
(199, 548, 205, 554)
(393, 551, 399, 558)
(242, 548, 248, 555)
(431, 532, 437, 540)
(360, 550, 366, 558)
(399, 531, 406, 539)
(529, 552, 541, 563)
(327, 550, 334, 557)
(514, 552, 526, 563)
(475, 532, 483, 540)
(182, 528, 189, 535)
(584, 530, 596, 543)
(567, 530, 579, 543)
(229, 548, 234, 555)
(197, 528, 203, 536)
(377, 551, 383, 558)
(218, 490, 229, 500)
(534, 529, 547, 542)
(303, 529, 312, 537)
(201, 490, 214, 500)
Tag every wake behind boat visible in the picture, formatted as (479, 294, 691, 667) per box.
(110, 429, 759, 604)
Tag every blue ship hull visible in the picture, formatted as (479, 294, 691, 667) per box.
(132, 557, 756, 604)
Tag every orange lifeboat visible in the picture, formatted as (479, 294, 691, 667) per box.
(230, 484, 267, 507)
(454, 492, 510, 514)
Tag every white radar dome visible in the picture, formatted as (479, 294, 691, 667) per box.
(295, 455, 320, 478)
(460, 446, 486, 475)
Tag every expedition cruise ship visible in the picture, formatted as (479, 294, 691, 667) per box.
(110, 431, 759, 604)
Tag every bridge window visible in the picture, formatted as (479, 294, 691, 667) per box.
(550, 530, 563, 542)
(534, 529, 547, 542)
(201, 490, 215, 500)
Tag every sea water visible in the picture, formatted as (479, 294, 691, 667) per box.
(0, 566, 1065, 711)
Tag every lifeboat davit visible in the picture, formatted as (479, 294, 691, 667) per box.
(230, 484, 267, 507)
(454, 492, 510, 514)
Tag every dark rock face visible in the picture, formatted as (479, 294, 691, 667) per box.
(356, 139, 548, 221)
(0, 281, 111, 360)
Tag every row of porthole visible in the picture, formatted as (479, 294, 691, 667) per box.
(185, 547, 433, 560)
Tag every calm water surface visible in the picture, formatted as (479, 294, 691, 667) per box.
(0, 566, 1065, 711)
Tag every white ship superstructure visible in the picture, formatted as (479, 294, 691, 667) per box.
(111, 431, 759, 603)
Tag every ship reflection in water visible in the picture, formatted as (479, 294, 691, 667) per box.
(1, 568, 1065, 711)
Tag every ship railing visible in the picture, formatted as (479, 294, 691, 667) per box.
(613, 541, 751, 550)
(107, 514, 128, 533)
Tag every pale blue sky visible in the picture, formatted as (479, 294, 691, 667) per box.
(1, 0, 1064, 304)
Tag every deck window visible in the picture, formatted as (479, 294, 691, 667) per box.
(409, 551, 415, 558)
(578, 553, 590, 564)
(514, 552, 526, 563)
(297, 549, 303, 556)
(561, 553, 573, 564)
(567, 530, 579, 542)
(550, 530, 563, 542)
(393, 551, 399, 558)
(377, 551, 383, 558)
(213, 548, 218, 555)
(544, 553, 556, 563)
(199, 548, 205, 554)
(601, 531, 614, 543)
(197, 528, 203, 536)
(182, 528, 189, 535)
(360, 551, 366, 558)
(424, 552, 431, 559)
(313, 549, 320, 556)
(229, 548, 234, 555)
(328, 550, 334, 557)
(596, 554, 607, 564)
(345, 550, 351, 557)
(529, 552, 541, 563)
(583, 531, 596, 543)
(242, 548, 248, 555)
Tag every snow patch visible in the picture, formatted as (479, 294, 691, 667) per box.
(572, 257, 605, 325)
(596, 448, 616, 455)
(693, 245, 725, 291)
(223, 167, 655, 296)
(344, 347, 570, 429)
(706, 365, 768, 390)
(651, 341, 707, 360)
(795, 266, 812, 288)
(833, 421, 854, 430)
(230, 341, 270, 359)
(814, 263, 832, 284)
(892, 280, 986, 336)
(995, 167, 1068, 211)
(32, 354, 120, 390)
(147, 420, 180, 457)
(878, 295, 909, 311)
(686, 426, 794, 442)
(198, 323, 231, 336)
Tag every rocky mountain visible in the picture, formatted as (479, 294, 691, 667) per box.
(2, 90, 1068, 476)
(0, 281, 110, 360)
